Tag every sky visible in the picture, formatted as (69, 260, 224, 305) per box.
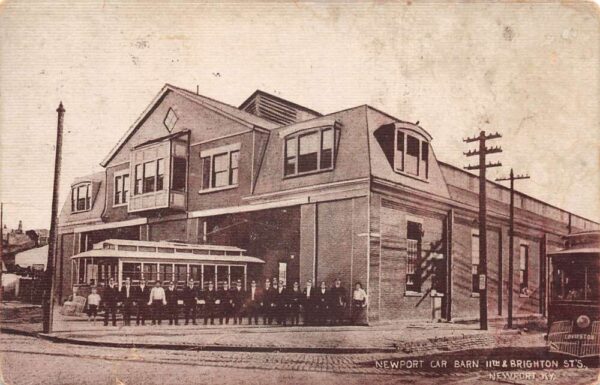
(0, 1, 598, 230)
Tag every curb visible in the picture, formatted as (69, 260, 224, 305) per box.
(36, 333, 398, 354)
(3, 326, 523, 355)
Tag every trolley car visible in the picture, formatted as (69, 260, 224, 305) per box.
(547, 231, 599, 357)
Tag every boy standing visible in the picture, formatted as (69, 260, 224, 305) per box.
(87, 286, 101, 324)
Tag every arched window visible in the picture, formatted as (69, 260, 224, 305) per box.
(71, 182, 91, 213)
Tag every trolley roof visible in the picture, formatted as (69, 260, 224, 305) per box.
(70, 239, 264, 264)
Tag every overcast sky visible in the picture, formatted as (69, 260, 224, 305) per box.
(0, 2, 598, 230)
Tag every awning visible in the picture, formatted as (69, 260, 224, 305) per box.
(547, 248, 600, 257)
(70, 248, 265, 264)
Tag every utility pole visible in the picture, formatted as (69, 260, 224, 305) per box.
(464, 131, 502, 330)
(43, 102, 65, 333)
(496, 168, 530, 329)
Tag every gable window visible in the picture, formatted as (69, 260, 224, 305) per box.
(519, 244, 529, 295)
(284, 126, 337, 176)
(171, 157, 187, 192)
(114, 172, 129, 206)
(200, 144, 240, 192)
(133, 159, 165, 196)
(163, 108, 178, 132)
(393, 129, 429, 179)
(406, 221, 422, 293)
(471, 231, 480, 293)
(71, 183, 91, 213)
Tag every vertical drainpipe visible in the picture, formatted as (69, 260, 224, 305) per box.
(445, 209, 453, 321)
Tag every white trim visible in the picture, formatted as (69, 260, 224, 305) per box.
(199, 142, 241, 158)
(59, 218, 103, 227)
(278, 119, 338, 138)
(198, 184, 238, 195)
(189, 198, 308, 219)
(190, 131, 251, 147)
(244, 177, 369, 201)
(74, 218, 148, 234)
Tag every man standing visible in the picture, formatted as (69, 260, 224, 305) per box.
(315, 281, 329, 325)
(329, 278, 347, 325)
(217, 282, 232, 325)
(120, 277, 135, 326)
(288, 281, 302, 326)
(262, 278, 274, 325)
(276, 279, 288, 326)
(103, 278, 118, 327)
(245, 280, 261, 325)
(302, 279, 315, 325)
(135, 279, 150, 326)
(148, 280, 167, 325)
(202, 281, 217, 325)
(231, 280, 245, 325)
(182, 279, 198, 325)
(165, 281, 179, 325)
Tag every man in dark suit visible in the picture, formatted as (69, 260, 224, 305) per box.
(275, 279, 288, 326)
(302, 279, 315, 325)
(120, 277, 135, 326)
(329, 278, 347, 325)
(288, 281, 302, 326)
(262, 278, 274, 325)
(165, 281, 179, 325)
(202, 281, 217, 325)
(231, 280, 245, 325)
(315, 281, 329, 325)
(182, 279, 198, 325)
(135, 279, 150, 326)
(245, 280, 261, 325)
(217, 282, 232, 324)
(103, 278, 118, 326)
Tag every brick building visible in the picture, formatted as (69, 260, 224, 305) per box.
(56, 84, 599, 323)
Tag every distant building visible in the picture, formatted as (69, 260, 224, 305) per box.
(2, 221, 39, 265)
(56, 84, 599, 323)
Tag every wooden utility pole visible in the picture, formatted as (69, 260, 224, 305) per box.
(43, 102, 65, 333)
(496, 168, 530, 329)
(464, 131, 502, 330)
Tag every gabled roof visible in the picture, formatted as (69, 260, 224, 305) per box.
(100, 84, 281, 167)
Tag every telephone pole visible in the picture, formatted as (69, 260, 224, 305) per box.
(496, 168, 530, 329)
(464, 130, 502, 330)
(43, 102, 65, 333)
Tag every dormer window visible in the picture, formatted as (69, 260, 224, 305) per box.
(284, 126, 336, 177)
(71, 183, 91, 213)
(199, 143, 240, 193)
(375, 123, 431, 181)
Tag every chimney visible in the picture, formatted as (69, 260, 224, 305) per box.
(17, 220, 22, 233)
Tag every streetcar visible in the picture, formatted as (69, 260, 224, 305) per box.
(547, 230, 600, 357)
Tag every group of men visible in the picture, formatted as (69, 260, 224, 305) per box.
(96, 276, 352, 327)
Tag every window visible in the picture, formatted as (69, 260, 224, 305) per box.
(471, 231, 480, 293)
(156, 159, 164, 191)
(519, 244, 529, 295)
(284, 127, 337, 176)
(394, 129, 429, 179)
(71, 183, 91, 212)
(406, 221, 422, 293)
(134, 164, 142, 195)
(284, 137, 297, 175)
(200, 146, 240, 191)
(172, 157, 187, 192)
(159, 264, 173, 282)
(114, 173, 129, 206)
(134, 159, 165, 195)
(163, 107, 178, 132)
(278, 262, 287, 286)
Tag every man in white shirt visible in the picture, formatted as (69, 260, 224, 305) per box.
(302, 279, 315, 325)
(148, 280, 167, 325)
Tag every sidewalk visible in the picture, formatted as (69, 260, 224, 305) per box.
(31, 306, 543, 354)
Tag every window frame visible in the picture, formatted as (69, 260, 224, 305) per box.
(519, 242, 530, 296)
(405, 217, 424, 296)
(394, 128, 430, 180)
(133, 158, 166, 196)
(283, 126, 337, 178)
(199, 144, 241, 194)
(113, 170, 129, 207)
(71, 182, 92, 213)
